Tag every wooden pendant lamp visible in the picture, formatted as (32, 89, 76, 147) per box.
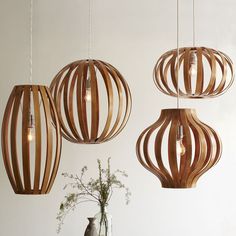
(1, 0, 62, 194)
(154, 47, 234, 98)
(136, 109, 222, 188)
(154, 1, 234, 98)
(2, 85, 62, 194)
(136, 0, 223, 188)
(50, 0, 132, 144)
(50, 59, 131, 144)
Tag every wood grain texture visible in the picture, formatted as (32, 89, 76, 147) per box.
(50, 59, 132, 144)
(1, 85, 62, 194)
(136, 109, 222, 188)
(154, 47, 234, 98)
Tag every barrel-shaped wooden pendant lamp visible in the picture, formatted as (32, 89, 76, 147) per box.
(1, 85, 62, 194)
(50, 59, 131, 144)
(136, 109, 222, 188)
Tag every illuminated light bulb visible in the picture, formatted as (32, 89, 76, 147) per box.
(85, 88, 92, 102)
(176, 139, 186, 156)
(189, 63, 197, 77)
(27, 128, 34, 142)
(176, 125, 186, 157)
(85, 75, 92, 102)
(27, 113, 34, 142)
(189, 52, 197, 77)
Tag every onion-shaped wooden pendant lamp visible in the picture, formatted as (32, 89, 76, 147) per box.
(136, 0, 222, 188)
(153, 0, 234, 98)
(1, 0, 62, 194)
(136, 108, 222, 188)
(50, 0, 132, 144)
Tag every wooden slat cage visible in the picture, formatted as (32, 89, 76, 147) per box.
(136, 109, 222, 188)
(1, 85, 62, 194)
(50, 59, 132, 144)
(154, 47, 234, 98)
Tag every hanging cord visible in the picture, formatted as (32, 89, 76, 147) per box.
(88, 0, 92, 59)
(176, 0, 180, 109)
(192, 0, 196, 47)
(20, 0, 33, 113)
(29, 0, 33, 84)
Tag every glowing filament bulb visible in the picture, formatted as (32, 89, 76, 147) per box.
(27, 113, 34, 142)
(189, 64, 197, 77)
(176, 125, 186, 157)
(27, 128, 34, 142)
(189, 52, 197, 77)
(176, 139, 186, 156)
(85, 87, 92, 102)
(85, 76, 92, 102)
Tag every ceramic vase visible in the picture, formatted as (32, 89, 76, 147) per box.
(84, 218, 98, 236)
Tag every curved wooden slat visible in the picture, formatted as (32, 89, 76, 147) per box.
(105, 62, 132, 141)
(185, 110, 208, 187)
(183, 48, 192, 95)
(45, 87, 62, 193)
(63, 65, 80, 141)
(95, 60, 113, 142)
(67, 65, 83, 141)
(10, 86, 24, 192)
(103, 63, 123, 140)
(22, 86, 31, 192)
(190, 114, 222, 186)
(179, 109, 192, 186)
(168, 111, 180, 187)
(154, 113, 173, 186)
(195, 48, 204, 95)
(32, 86, 42, 194)
(202, 48, 217, 95)
(136, 111, 171, 187)
(78, 60, 89, 141)
(40, 86, 53, 193)
(57, 68, 77, 142)
(171, 51, 186, 96)
(1, 87, 18, 192)
(89, 60, 99, 142)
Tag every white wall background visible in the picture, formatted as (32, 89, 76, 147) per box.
(1, 0, 236, 235)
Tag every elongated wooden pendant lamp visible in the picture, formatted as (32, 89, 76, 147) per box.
(50, 0, 132, 144)
(136, 0, 222, 188)
(1, 0, 62, 194)
(154, 0, 234, 98)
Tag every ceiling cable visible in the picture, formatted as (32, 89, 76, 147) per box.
(29, 0, 33, 84)
(193, 0, 196, 47)
(88, 0, 92, 59)
(177, 0, 180, 109)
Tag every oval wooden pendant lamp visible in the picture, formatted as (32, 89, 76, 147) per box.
(154, 47, 234, 98)
(154, 0, 234, 98)
(50, 59, 131, 144)
(50, 0, 132, 144)
(1, 85, 62, 194)
(1, 0, 62, 194)
(136, 109, 222, 188)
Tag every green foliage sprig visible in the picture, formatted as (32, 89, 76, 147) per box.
(56, 158, 131, 233)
